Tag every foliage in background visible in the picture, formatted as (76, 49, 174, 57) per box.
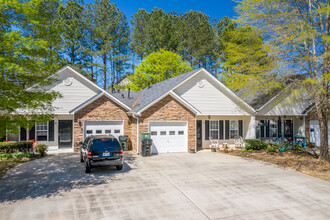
(0, 0, 61, 136)
(236, 0, 329, 161)
(84, 0, 129, 89)
(244, 139, 268, 150)
(131, 9, 216, 71)
(127, 50, 192, 91)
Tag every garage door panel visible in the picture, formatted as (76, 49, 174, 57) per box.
(310, 120, 330, 147)
(150, 122, 187, 153)
(84, 121, 123, 139)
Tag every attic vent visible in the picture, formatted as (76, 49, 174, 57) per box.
(63, 78, 72, 86)
(197, 80, 205, 88)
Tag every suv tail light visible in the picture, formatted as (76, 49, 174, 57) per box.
(120, 149, 123, 157)
(88, 152, 92, 158)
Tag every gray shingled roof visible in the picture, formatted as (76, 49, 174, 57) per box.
(110, 68, 202, 112)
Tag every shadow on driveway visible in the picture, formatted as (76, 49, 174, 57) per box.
(0, 153, 134, 203)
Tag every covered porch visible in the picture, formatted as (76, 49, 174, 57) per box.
(255, 115, 305, 143)
(2, 115, 74, 153)
(196, 115, 256, 150)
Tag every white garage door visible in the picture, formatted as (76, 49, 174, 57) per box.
(149, 122, 188, 153)
(310, 120, 330, 147)
(84, 121, 123, 139)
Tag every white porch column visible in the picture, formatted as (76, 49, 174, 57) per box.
(246, 116, 256, 139)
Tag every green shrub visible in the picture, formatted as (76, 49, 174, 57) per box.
(37, 144, 47, 157)
(266, 146, 276, 152)
(244, 139, 268, 150)
(248, 149, 253, 152)
(241, 149, 247, 153)
(0, 141, 33, 153)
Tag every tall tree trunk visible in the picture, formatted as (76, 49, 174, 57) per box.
(71, 44, 75, 64)
(103, 55, 107, 90)
(315, 93, 329, 161)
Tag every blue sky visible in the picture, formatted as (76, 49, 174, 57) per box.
(84, 0, 238, 23)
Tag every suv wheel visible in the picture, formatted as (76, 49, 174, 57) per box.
(85, 162, 91, 173)
(80, 152, 84, 162)
(116, 164, 123, 170)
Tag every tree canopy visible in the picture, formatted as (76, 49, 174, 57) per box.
(0, 0, 61, 136)
(127, 49, 192, 91)
(235, 0, 329, 161)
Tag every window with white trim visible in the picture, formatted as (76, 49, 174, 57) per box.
(36, 122, 47, 141)
(270, 120, 278, 138)
(210, 121, 219, 139)
(230, 120, 238, 139)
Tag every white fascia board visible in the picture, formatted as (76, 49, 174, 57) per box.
(137, 91, 171, 114)
(169, 91, 200, 114)
(69, 92, 104, 114)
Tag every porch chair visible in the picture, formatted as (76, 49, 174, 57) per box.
(209, 137, 219, 151)
(234, 136, 244, 149)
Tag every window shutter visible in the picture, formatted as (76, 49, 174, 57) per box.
(20, 127, 27, 141)
(266, 120, 270, 137)
(225, 120, 229, 139)
(219, 120, 224, 140)
(278, 119, 282, 138)
(48, 120, 55, 141)
(205, 120, 209, 140)
(29, 126, 35, 139)
(239, 120, 243, 137)
(260, 120, 264, 138)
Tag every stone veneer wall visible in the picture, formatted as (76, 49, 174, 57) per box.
(137, 95, 196, 153)
(73, 95, 132, 152)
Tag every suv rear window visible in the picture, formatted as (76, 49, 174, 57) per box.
(91, 138, 121, 151)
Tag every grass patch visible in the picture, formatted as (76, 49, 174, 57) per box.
(0, 160, 28, 179)
(222, 150, 330, 182)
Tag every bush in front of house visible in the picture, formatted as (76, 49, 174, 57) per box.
(0, 141, 33, 153)
(0, 152, 39, 159)
(266, 146, 276, 152)
(37, 144, 47, 157)
(244, 139, 268, 150)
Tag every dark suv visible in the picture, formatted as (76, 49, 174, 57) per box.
(80, 135, 124, 173)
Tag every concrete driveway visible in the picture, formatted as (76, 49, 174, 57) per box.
(0, 151, 330, 220)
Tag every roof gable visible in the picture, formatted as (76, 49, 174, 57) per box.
(174, 69, 255, 115)
(40, 66, 131, 114)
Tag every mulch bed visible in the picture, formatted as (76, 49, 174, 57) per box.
(218, 149, 330, 182)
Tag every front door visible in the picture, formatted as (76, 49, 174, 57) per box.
(58, 120, 73, 148)
(197, 120, 202, 151)
(284, 120, 293, 141)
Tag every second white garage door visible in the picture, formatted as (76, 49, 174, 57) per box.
(149, 122, 188, 153)
(84, 121, 123, 139)
(310, 120, 330, 147)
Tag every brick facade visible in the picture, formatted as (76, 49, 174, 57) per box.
(72, 95, 196, 154)
(138, 95, 196, 153)
(73, 95, 132, 152)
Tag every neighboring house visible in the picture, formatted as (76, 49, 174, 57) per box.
(2, 66, 322, 153)
(115, 73, 132, 87)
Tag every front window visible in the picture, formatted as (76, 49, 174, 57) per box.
(230, 120, 238, 139)
(210, 121, 219, 139)
(270, 120, 278, 138)
(36, 122, 47, 141)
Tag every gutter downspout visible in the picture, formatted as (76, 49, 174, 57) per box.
(132, 113, 141, 154)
